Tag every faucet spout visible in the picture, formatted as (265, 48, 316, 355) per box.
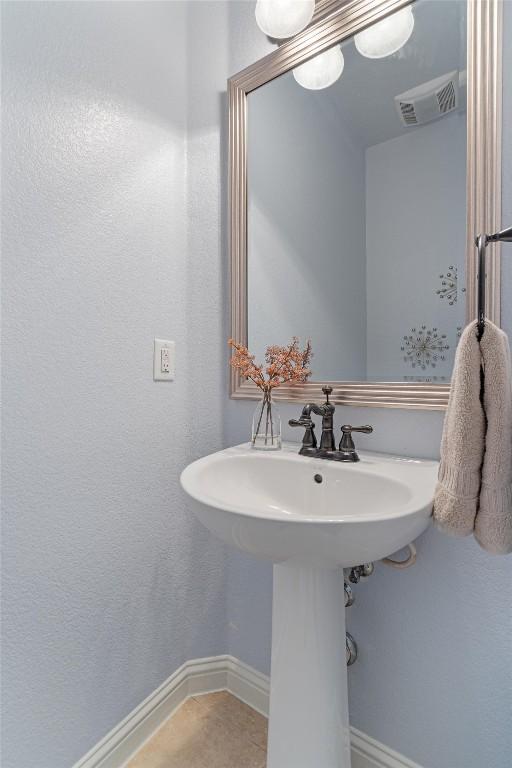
(301, 388, 336, 452)
(301, 402, 323, 418)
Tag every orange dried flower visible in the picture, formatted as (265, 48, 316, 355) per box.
(228, 337, 312, 393)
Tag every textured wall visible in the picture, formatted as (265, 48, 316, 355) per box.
(2, 3, 511, 768)
(1, 3, 228, 767)
(224, 3, 512, 768)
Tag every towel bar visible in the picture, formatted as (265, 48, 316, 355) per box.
(476, 226, 512, 339)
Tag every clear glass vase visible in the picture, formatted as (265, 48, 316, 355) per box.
(252, 391, 281, 450)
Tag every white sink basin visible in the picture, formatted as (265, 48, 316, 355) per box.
(180, 442, 437, 568)
(181, 442, 438, 768)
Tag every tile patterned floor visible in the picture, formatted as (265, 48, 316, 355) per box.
(126, 692, 268, 768)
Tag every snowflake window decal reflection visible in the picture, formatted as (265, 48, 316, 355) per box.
(401, 326, 449, 370)
(436, 266, 465, 305)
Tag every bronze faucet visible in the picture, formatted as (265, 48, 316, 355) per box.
(289, 386, 372, 462)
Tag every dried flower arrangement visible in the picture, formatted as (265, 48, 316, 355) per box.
(228, 337, 313, 448)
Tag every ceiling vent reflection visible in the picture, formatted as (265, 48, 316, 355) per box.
(395, 70, 460, 126)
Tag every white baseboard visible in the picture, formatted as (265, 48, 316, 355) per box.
(72, 654, 423, 768)
(72, 656, 230, 768)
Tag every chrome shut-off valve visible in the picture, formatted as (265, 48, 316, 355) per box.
(348, 562, 374, 584)
(346, 632, 358, 666)
(343, 564, 373, 666)
(344, 581, 355, 607)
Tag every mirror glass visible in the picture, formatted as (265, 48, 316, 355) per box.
(247, 0, 467, 383)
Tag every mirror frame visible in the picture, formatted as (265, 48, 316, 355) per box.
(229, 0, 503, 409)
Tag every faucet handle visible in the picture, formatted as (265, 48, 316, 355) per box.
(339, 425, 373, 457)
(289, 416, 317, 454)
(289, 417, 313, 428)
(341, 424, 373, 435)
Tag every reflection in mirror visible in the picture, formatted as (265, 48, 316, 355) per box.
(247, 0, 467, 383)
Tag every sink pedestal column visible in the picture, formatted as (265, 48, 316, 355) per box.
(267, 564, 351, 768)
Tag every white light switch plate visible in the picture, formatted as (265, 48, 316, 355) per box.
(154, 339, 175, 381)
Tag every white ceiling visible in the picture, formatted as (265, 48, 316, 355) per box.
(273, 0, 467, 150)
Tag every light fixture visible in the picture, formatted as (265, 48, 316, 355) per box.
(293, 45, 345, 90)
(255, 0, 315, 40)
(354, 6, 414, 59)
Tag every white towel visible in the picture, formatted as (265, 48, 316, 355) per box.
(433, 321, 484, 537)
(475, 320, 512, 554)
(433, 319, 512, 554)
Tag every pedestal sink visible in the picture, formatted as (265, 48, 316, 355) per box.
(181, 443, 438, 768)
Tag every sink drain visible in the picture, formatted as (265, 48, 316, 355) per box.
(313, 474, 323, 484)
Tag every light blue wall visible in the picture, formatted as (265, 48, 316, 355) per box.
(2, 3, 511, 768)
(224, 3, 512, 767)
(1, 3, 230, 766)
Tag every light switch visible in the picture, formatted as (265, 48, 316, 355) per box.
(154, 339, 175, 381)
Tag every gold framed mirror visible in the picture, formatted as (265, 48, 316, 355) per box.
(229, 0, 503, 409)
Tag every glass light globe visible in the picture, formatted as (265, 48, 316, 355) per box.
(293, 46, 345, 90)
(255, 0, 315, 39)
(354, 6, 414, 59)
